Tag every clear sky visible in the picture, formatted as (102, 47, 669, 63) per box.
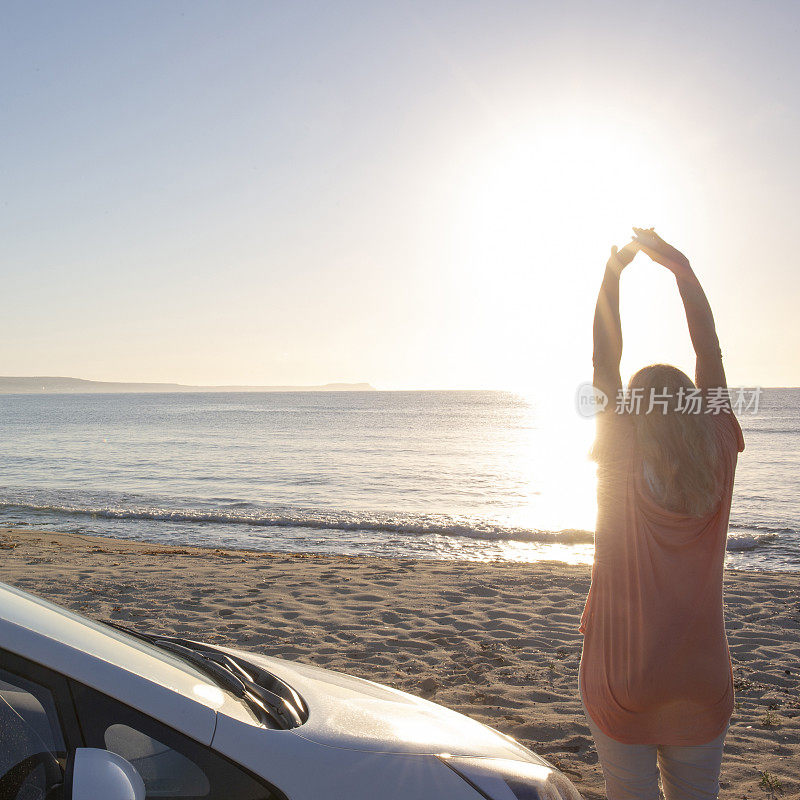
(2, 1, 798, 390)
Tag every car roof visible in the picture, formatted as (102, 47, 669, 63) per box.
(0, 581, 255, 743)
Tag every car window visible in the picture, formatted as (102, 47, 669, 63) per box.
(0, 667, 66, 800)
(105, 724, 210, 797)
(72, 682, 285, 800)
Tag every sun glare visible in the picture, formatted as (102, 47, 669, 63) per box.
(447, 115, 688, 392)
(458, 119, 682, 279)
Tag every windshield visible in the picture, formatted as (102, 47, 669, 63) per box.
(2, 583, 214, 685)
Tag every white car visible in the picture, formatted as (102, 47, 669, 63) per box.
(0, 580, 583, 800)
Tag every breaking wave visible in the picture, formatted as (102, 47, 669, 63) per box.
(0, 498, 594, 546)
(0, 497, 790, 553)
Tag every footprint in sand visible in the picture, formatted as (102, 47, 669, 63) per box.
(468, 586, 499, 598)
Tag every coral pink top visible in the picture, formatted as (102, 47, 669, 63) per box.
(578, 408, 745, 745)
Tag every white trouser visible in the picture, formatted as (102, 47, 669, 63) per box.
(579, 675, 728, 800)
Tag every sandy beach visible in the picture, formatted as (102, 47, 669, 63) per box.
(1, 526, 797, 799)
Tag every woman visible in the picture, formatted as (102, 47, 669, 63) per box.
(578, 228, 745, 800)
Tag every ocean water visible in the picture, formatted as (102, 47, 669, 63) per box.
(0, 389, 796, 571)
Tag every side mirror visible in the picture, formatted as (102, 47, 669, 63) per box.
(65, 748, 145, 800)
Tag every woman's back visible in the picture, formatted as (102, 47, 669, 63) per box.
(579, 407, 745, 745)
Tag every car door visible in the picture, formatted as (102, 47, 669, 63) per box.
(0, 648, 82, 800)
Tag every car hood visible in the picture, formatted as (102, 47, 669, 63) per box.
(219, 645, 547, 762)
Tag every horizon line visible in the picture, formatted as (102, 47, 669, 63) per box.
(0, 375, 795, 395)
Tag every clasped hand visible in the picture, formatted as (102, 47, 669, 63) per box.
(608, 227, 692, 278)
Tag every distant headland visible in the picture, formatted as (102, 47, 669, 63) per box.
(0, 377, 375, 394)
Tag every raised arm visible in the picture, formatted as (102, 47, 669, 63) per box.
(593, 242, 639, 401)
(632, 227, 727, 391)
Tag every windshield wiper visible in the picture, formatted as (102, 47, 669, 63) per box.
(105, 622, 306, 729)
(191, 647, 305, 729)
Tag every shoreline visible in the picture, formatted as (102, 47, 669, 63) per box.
(0, 521, 794, 574)
(1, 526, 798, 799)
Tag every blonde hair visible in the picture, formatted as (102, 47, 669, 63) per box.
(627, 364, 722, 516)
